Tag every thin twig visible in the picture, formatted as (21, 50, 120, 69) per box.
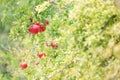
(49, 1, 58, 5)
(101, 15, 117, 33)
(0, 44, 11, 53)
(59, 71, 63, 80)
(46, 61, 74, 80)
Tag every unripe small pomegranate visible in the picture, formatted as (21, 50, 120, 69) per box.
(35, 62, 39, 65)
(35, 21, 41, 26)
(45, 19, 49, 25)
(46, 41, 51, 47)
(29, 17, 33, 22)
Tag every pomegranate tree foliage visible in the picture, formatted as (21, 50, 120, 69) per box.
(4, 0, 120, 80)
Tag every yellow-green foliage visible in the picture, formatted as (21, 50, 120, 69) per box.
(7, 0, 120, 80)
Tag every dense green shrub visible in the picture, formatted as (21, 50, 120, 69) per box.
(0, 0, 120, 80)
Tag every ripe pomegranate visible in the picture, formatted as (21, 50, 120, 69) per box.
(29, 24, 40, 34)
(51, 42, 58, 49)
(38, 52, 46, 59)
(20, 62, 28, 70)
(39, 25, 46, 32)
